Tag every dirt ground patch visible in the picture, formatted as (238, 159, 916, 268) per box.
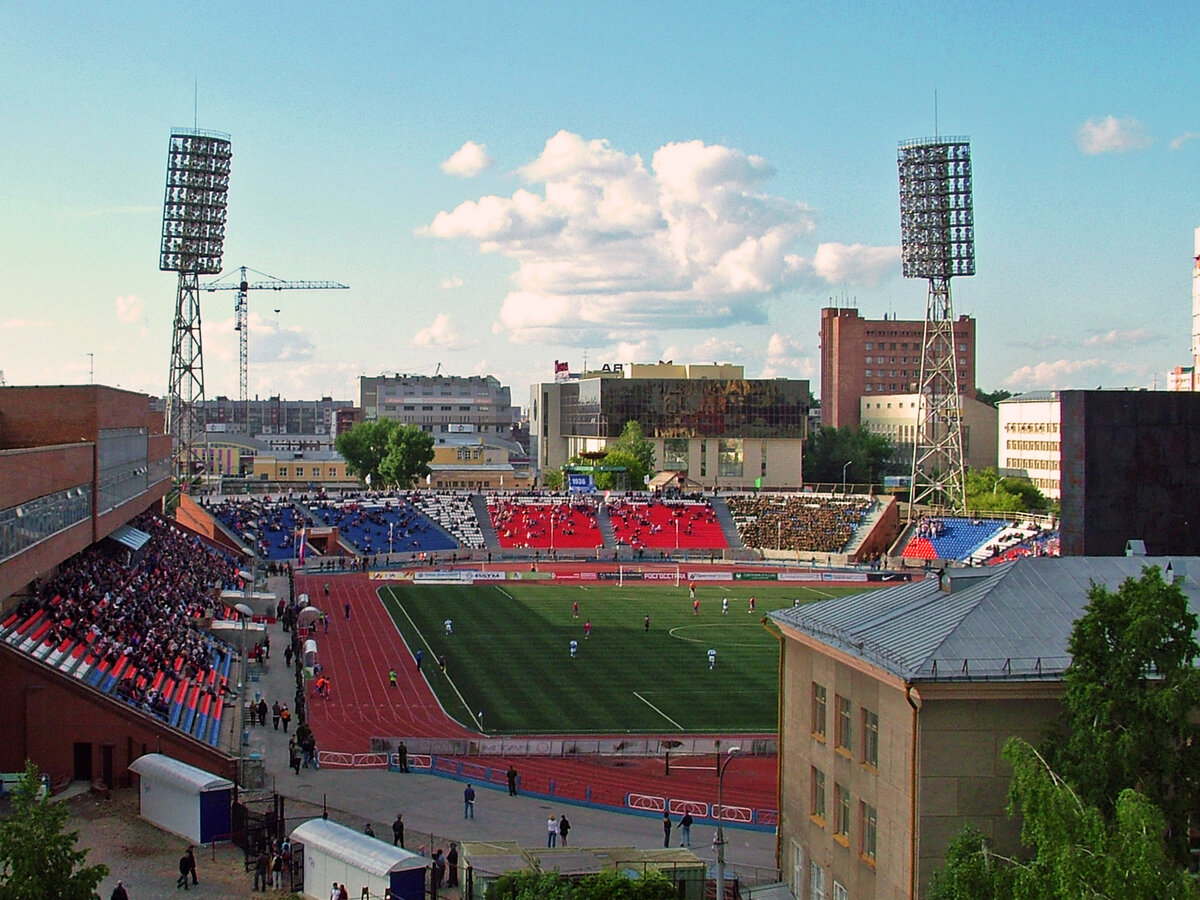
(66, 788, 294, 899)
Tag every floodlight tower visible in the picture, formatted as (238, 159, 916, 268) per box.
(898, 137, 975, 519)
(160, 129, 232, 489)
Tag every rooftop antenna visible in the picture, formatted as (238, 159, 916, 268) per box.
(934, 90, 939, 138)
(87, 352, 94, 384)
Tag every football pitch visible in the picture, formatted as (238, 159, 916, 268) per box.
(378, 580, 864, 735)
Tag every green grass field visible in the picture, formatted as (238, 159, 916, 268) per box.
(378, 581, 863, 734)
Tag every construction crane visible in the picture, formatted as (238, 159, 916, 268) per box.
(202, 265, 348, 429)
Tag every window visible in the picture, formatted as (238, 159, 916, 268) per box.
(865, 342, 874, 350)
(278, 467, 288, 477)
(833, 883, 848, 900)
(812, 683, 827, 738)
(862, 709, 879, 768)
(810, 767, 826, 821)
(860, 802, 878, 862)
(836, 695, 852, 753)
(809, 862, 825, 900)
(834, 783, 851, 840)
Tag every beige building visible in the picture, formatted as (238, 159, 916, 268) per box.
(769, 556, 1196, 899)
(248, 450, 357, 487)
(996, 391, 1061, 499)
(427, 436, 533, 491)
(859, 393, 998, 473)
(530, 362, 811, 490)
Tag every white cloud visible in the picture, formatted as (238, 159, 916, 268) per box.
(115, 295, 145, 323)
(1083, 328, 1156, 347)
(1003, 358, 1105, 390)
(1170, 132, 1199, 151)
(439, 276, 464, 290)
(2, 318, 51, 330)
(424, 131, 895, 344)
(441, 141, 494, 177)
(692, 336, 744, 360)
(1076, 116, 1151, 155)
(760, 332, 815, 378)
(412, 313, 470, 350)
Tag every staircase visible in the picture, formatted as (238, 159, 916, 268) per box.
(709, 497, 744, 549)
(594, 503, 616, 548)
(470, 494, 501, 549)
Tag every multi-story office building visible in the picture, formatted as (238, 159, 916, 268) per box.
(819, 307, 976, 430)
(359, 374, 517, 436)
(531, 362, 811, 490)
(860, 393, 997, 473)
(151, 395, 354, 440)
(997, 391, 1061, 499)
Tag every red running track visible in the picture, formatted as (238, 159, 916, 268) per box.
(297, 570, 780, 811)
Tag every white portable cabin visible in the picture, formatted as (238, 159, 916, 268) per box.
(291, 818, 427, 900)
(127, 754, 234, 844)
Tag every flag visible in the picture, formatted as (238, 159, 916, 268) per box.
(366, 472, 372, 487)
(298, 527, 307, 565)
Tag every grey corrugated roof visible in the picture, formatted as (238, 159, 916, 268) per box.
(770, 556, 1200, 683)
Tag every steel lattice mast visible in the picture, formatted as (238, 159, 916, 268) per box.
(898, 137, 975, 519)
(161, 129, 232, 490)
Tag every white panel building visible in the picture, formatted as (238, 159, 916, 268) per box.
(996, 391, 1061, 499)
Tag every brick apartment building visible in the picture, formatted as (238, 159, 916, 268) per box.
(819, 308, 976, 430)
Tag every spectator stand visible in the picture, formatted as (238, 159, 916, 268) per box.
(899, 515, 1009, 562)
(0, 513, 242, 748)
(309, 497, 459, 557)
(727, 493, 875, 558)
(605, 497, 727, 552)
(488, 494, 603, 550)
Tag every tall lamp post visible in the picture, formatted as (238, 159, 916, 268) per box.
(234, 601, 254, 786)
(842, 460, 852, 495)
(715, 745, 741, 900)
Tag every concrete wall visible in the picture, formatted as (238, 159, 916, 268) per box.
(0, 646, 235, 788)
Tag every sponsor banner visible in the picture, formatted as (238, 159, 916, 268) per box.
(369, 571, 414, 581)
(568, 473, 596, 493)
(414, 570, 475, 583)
(507, 571, 554, 581)
(778, 571, 869, 583)
(643, 571, 681, 581)
(687, 571, 734, 582)
(733, 572, 778, 581)
(869, 572, 913, 583)
(469, 570, 507, 581)
(598, 571, 642, 581)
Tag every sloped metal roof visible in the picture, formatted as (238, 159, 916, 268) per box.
(128, 753, 233, 793)
(290, 818, 427, 876)
(110, 524, 152, 551)
(770, 556, 1200, 683)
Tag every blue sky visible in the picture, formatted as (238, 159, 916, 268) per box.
(2, 1, 1197, 407)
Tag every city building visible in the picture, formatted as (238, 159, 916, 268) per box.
(819, 307, 976, 430)
(427, 435, 533, 491)
(248, 449, 357, 488)
(770, 555, 1197, 900)
(359, 373, 518, 436)
(997, 392, 1061, 499)
(1166, 226, 1200, 391)
(860, 393, 997, 473)
(152, 395, 355, 438)
(531, 362, 811, 490)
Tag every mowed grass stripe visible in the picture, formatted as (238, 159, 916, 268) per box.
(378, 581, 865, 734)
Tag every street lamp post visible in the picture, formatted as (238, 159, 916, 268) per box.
(715, 745, 741, 900)
(234, 600, 255, 787)
(842, 460, 852, 495)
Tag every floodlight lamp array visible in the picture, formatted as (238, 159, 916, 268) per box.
(159, 130, 232, 274)
(898, 138, 975, 280)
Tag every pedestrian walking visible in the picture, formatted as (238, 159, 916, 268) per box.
(438, 653, 446, 673)
(284, 644, 294, 668)
(176, 850, 191, 890)
(398, 741, 409, 772)
(110, 881, 129, 900)
(644, 614, 650, 632)
(572, 600, 579, 618)
(253, 850, 270, 892)
(389, 668, 397, 688)
(749, 595, 756, 613)
(444, 618, 453, 634)
(289, 740, 301, 775)
(662, 813, 672, 847)
(271, 849, 284, 888)
(432, 849, 446, 891)
(559, 814, 572, 847)
(392, 813, 405, 848)
(547, 814, 558, 847)
(584, 620, 592, 639)
(272, 701, 281, 730)
(344, 600, 350, 620)
(463, 783, 476, 819)
(679, 812, 693, 847)
(708, 648, 717, 669)
(507, 764, 518, 796)
(280, 704, 291, 732)
(722, 597, 729, 615)
(186, 845, 198, 886)
(447, 843, 459, 887)
(569, 638, 578, 658)
(693, 598, 700, 615)
(415, 649, 423, 671)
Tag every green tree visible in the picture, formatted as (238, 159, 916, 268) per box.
(928, 738, 1197, 900)
(964, 467, 1049, 514)
(487, 870, 677, 900)
(0, 760, 109, 900)
(1050, 564, 1200, 865)
(609, 421, 656, 477)
(976, 388, 1013, 407)
(802, 425, 897, 486)
(541, 468, 564, 490)
(335, 418, 399, 484)
(377, 423, 435, 489)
